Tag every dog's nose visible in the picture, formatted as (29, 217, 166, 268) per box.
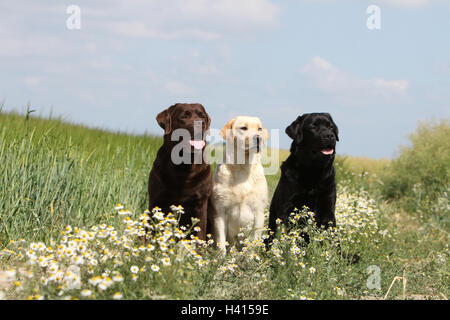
(323, 131, 335, 141)
(193, 119, 206, 130)
(253, 135, 261, 144)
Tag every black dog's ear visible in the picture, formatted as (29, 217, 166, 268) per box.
(323, 112, 339, 141)
(156, 105, 175, 134)
(285, 114, 306, 141)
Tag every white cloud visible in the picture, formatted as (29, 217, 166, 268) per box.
(375, 0, 431, 8)
(371, 78, 409, 95)
(164, 80, 196, 95)
(24, 76, 43, 87)
(0, 0, 280, 59)
(300, 0, 439, 8)
(300, 56, 409, 103)
(90, 0, 281, 40)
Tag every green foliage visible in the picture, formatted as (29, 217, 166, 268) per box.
(381, 119, 449, 225)
(382, 119, 449, 199)
(0, 112, 162, 244)
(0, 111, 448, 300)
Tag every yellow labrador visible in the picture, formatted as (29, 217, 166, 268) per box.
(210, 116, 269, 254)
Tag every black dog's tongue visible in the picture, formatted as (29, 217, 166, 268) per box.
(321, 148, 334, 155)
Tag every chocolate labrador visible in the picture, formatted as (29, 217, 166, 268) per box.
(148, 103, 212, 241)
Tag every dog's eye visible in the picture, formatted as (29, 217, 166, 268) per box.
(181, 112, 191, 118)
(240, 127, 248, 131)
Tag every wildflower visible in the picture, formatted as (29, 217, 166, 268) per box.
(81, 289, 92, 297)
(335, 286, 345, 296)
(151, 265, 160, 272)
(112, 274, 124, 282)
(40, 277, 48, 286)
(113, 292, 123, 300)
(118, 209, 132, 216)
(161, 257, 171, 266)
(153, 211, 165, 220)
(130, 266, 139, 274)
(5, 268, 16, 281)
(115, 204, 124, 210)
(309, 267, 316, 274)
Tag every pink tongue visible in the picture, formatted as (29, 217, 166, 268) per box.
(189, 140, 205, 150)
(321, 149, 334, 155)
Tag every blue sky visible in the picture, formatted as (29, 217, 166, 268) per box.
(1, 0, 449, 158)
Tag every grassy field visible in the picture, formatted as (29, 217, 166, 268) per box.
(0, 112, 448, 300)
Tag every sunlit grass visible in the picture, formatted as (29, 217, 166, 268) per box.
(0, 111, 448, 300)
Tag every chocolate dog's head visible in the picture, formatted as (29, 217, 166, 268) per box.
(157, 103, 211, 150)
(285, 112, 339, 166)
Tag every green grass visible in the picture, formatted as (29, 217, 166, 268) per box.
(0, 112, 162, 244)
(381, 119, 449, 230)
(0, 111, 448, 300)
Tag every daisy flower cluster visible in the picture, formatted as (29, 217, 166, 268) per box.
(334, 187, 384, 244)
(0, 189, 383, 300)
(212, 188, 383, 299)
(0, 204, 214, 300)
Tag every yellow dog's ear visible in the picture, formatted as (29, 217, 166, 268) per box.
(262, 125, 269, 144)
(220, 117, 237, 140)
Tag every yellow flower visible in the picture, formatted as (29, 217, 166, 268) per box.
(161, 257, 171, 266)
(81, 289, 92, 297)
(130, 265, 139, 274)
(151, 265, 160, 272)
(113, 292, 123, 300)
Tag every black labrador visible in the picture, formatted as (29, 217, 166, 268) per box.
(266, 112, 359, 263)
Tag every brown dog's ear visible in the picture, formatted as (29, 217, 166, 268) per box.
(285, 114, 306, 141)
(156, 107, 173, 134)
(220, 117, 237, 140)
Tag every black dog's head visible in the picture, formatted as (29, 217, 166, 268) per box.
(156, 103, 211, 150)
(285, 113, 339, 165)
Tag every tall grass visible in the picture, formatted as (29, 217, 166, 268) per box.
(0, 112, 161, 245)
(0, 112, 448, 300)
(381, 119, 449, 225)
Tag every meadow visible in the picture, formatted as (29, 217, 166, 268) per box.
(0, 111, 448, 300)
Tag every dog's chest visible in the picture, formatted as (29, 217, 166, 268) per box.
(214, 165, 267, 204)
